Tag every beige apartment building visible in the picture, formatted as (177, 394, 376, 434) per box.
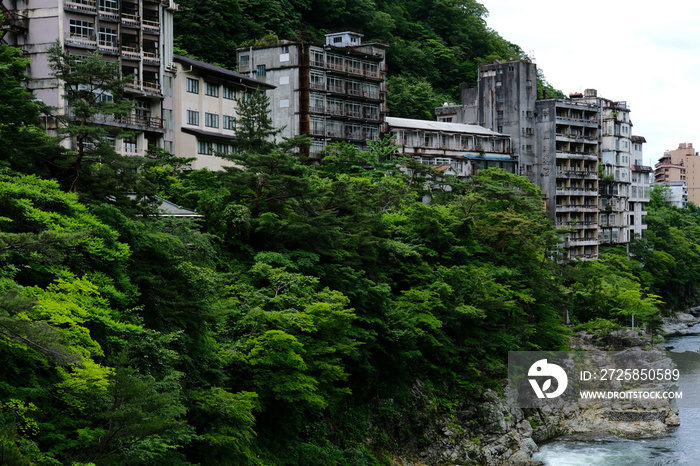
(172, 55, 273, 170)
(654, 143, 700, 205)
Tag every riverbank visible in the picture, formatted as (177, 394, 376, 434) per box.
(661, 306, 700, 336)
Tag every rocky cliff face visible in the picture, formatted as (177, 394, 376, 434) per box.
(395, 330, 680, 465)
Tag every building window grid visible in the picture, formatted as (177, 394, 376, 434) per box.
(69, 19, 94, 39)
(98, 27, 117, 46)
(186, 77, 199, 94)
(223, 115, 236, 131)
(223, 86, 236, 100)
(186, 110, 199, 126)
(205, 81, 219, 97)
(205, 113, 219, 128)
(197, 140, 213, 155)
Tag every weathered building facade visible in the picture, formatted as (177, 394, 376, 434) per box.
(236, 31, 387, 159)
(1, 0, 179, 155)
(386, 116, 514, 179)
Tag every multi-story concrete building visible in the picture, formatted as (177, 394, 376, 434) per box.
(654, 143, 700, 205)
(236, 31, 387, 159)
(629, 136, 651, 239)
(1, 0, 179, 156)
(573, 92, 632, 246)
(172, 54, 273, 171)
(440, 60, 648, 259)
(386, 116, 514, 179)
(535, 99, 600, 260)
(459, 60, 539, 183)
(451, 60, 600, 259)
(658, 181, 688, 208)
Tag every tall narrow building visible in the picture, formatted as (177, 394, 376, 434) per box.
(1, 0, 179, 155)
(629, 136, 651, 240)
(236, 31, 387, 159)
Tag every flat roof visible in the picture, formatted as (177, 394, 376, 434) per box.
(386, 117, 507, 137)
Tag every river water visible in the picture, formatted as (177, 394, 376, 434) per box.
(532, 333, 700, 465)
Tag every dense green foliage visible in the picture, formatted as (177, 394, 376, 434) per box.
(173, 0, 564, 119)
(0, 21, 698, 465)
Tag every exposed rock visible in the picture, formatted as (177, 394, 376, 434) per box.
(662, 312, 700, 335)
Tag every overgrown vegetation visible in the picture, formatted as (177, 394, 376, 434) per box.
(173, 0, 564, 119)
(0, 14, 696, 465)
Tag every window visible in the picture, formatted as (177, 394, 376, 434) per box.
(496, 95, 504, 102)
(310, 70, 324, 90)
(239, 55, 249, 66)
(497, 110, 504, 118)
(99, 0, 118, 11)
(223, 86, 236, 100)
(186, 110, 199, 126)
(223, 115, 236, 130)
(205, 112, 219, 128)
(333, 36, 342, 43)
(205, 81, 219, 97)
(215, 143, 230, 154)
(186, 77, 199, 94)
(123, 139, 137, 154)
(256, 64, 266, 77)
(98, 27, 117, 47)
(69, 19, 94, 39)
(197, 140, 213, 155)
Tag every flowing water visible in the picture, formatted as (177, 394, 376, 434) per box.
(532, 333, 700, 465)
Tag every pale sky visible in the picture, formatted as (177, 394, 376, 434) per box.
(482, 0, 699, 166)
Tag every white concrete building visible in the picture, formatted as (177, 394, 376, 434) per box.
(629, 135, 651, 239)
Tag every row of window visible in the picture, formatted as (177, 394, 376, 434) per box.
(197, 140, 234, 155)
(186, 110, 236, 129)
(186, 78, 237, 99)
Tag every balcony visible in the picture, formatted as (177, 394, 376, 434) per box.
(565, 238, 599, 247)
(143, 18, 160, 34)
(94, 113, 164, 131)
(556, 151, 598, 161)
(556, 204, 598, 212)
(65, 33, 97, 49)
(98, 42, 120, 55)
(143, 51, 161, 66)
(556, 169, 597, 180)
(326, 61, 344, 72)
(98, 7, 120, 21)
(121, 46, 140, 60)
(124, 80, 161, 95)
(121, 13, 140, 28)
(65, 0, 97, 14)
(556, 187, 598, 196)
(310, 81, 325, 91)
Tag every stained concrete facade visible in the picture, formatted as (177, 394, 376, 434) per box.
(386, 116, 514, 179)
(1, 0, 179, 155)
(236, 32, 387, 159)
